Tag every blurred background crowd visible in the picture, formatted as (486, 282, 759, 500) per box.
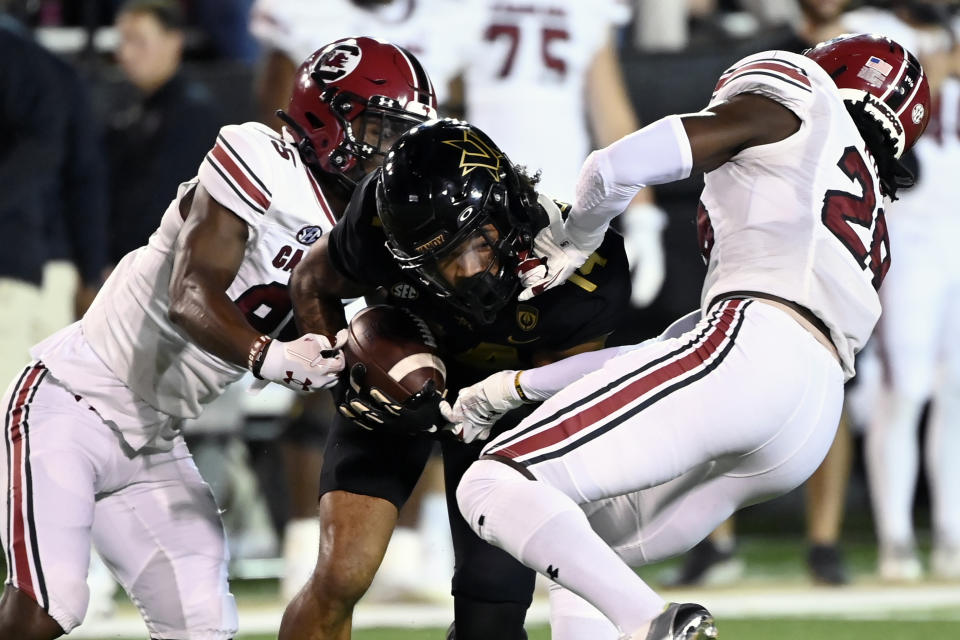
(2, 0, 959, 624)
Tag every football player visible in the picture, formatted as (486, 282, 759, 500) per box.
(250, 0, 485, 121)
(453, 34, 931, 639)
(279, 119, 630, 640)
(855, 9, 960, 581)
(463, 0, 668, 308)
(0, 37, 436, 640)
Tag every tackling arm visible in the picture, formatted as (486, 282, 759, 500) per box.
(519, 93, 801, 300)
(288, 234, 372, 339)
(169, 186, 348, 391)
(586, 34, 667, 307)
(168, 184, 259, 366)
(569, 93, 801, 249)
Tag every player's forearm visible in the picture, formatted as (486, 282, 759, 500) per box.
(517, 345, 629, 401)
(569, 115, 692, 251)
(168, 280, 261, 368)
(292, 291, 348, 340)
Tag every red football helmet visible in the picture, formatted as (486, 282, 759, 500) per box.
(805, 33, 930, 159)
(277, 37, 438, 183)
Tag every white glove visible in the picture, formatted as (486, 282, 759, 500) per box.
(256, 330, 347, 392)
(439, 370, 526, 443)
(518, 212, 593, 302)
(621, 203, 667, 308)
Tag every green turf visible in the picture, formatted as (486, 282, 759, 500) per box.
(222, 618, 952, 640)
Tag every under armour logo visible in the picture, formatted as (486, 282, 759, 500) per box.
(546, 565, 559, 580)
(284, 371, 313, 392)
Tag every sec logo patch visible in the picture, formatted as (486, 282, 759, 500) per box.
(390, 282, 419, 300)
(297, 226, 323, 245)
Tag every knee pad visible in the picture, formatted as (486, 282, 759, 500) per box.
(456, 458, 529, 543)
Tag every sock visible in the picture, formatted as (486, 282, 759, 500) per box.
(865, 391, 924, 547)
(458, 459, 665, 634)
(418, 492, 454, 589)
(928, 385, 960, 547)
(549, 582, 619, 640)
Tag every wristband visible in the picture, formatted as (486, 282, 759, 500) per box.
(248, 335, 272, 379)
(514, 370, 535, 404)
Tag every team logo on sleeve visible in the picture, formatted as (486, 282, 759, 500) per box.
(296, 225, 323, 245)
(315, 43, 362, 82)
(516, 304, 539, 331)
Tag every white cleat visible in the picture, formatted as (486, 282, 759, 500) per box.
(625, 602, 718, 640)
(877, 546, 923, 583)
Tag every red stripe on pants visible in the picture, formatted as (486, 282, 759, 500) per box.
(7, 365, 44, 601)
(493, 300, 744, 460)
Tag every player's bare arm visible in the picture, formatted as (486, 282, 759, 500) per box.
(684, 92, 801, 172)
(168, 183, 260, 366)
(289, 234, 372, 338)
(519, 92, 801, 300)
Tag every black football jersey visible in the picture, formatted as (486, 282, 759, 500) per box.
(328, 171, 631, 387)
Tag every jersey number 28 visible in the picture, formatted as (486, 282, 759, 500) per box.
(821, 146, 890, 290)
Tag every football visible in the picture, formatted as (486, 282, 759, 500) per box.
(342, 305, 447, 402)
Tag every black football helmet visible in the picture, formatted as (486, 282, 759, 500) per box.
(376, 119, 544, 324)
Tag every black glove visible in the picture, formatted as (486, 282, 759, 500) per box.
(337, 362, 445, 435)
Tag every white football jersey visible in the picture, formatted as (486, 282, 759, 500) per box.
(33, 122, 339, 451)
(699, 51, 887, 379)
(463, 0, 630, 201)
(249, 0, 484, 103)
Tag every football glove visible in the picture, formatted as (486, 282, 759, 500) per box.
(440, 370, 526, 443)
(338, 362, 446, 435)
(256, 331, 347, 392)
(517, 213, 593, 302)
(622, 203, 667, 308)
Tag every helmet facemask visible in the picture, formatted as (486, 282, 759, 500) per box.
(325, 89, 431, 184)
(385, 183, 527, 325)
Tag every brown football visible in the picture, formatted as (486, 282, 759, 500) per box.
(342, 305, 446, 401)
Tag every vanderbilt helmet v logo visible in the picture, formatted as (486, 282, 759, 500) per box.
(442, 130, 503, 182)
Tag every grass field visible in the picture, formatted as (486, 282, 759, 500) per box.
(67, 536, 960, 639)
(167, 618, 957, 640)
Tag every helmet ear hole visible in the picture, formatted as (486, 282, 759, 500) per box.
(305, 112, 324, 131)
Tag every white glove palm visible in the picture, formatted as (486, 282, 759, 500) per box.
(518, 209, 593, 302)
(258, 330, 347, 392)
(440, 370, 525, 443)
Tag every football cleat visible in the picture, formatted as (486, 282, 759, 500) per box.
(627, 602, 718, 640)
(878, 544, 922, 583)
(807, 544, 849, 586)
(660, 539, 744, 587)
